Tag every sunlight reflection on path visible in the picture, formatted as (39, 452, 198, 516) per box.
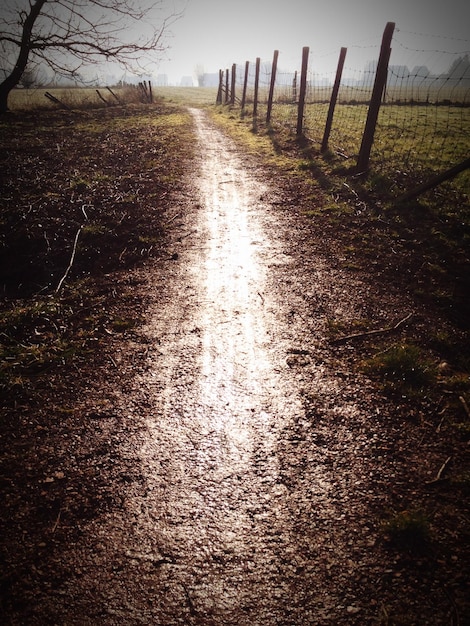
(191, 107, 282, 466)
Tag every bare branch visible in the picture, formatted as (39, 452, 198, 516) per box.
(0, 0, 186, 110)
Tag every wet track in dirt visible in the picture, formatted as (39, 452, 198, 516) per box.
(18, 108, 427, 624)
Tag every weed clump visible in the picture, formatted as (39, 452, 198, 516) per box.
(382, 509, 431, 552)
(363, 343, 436, 391)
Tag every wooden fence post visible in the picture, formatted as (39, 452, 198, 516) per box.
(296, 46, 309, 135)
(216, 69, 223, 104)
(397, 157, 470, 203)
(266, 50, 279, 124)
(45, 92, 71, 109)
(253, 57, 260, 119)
(230, 63, 236, 105)
(225, 69, 229, 103)
(356, 22, 395, 173)
(241, 61, 249, 111)
(106, 86, 121, 104)
(96, 89, 108, 106)
(321, 47, 347, 152)
(292, 70, 298, 102)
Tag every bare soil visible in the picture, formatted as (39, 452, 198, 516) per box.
(1, 104, 469, 625)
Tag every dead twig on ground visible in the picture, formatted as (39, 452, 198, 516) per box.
(52, 509, 61, 533)
(459, 395, 470, 419)
(426, 456, 452, 485)
(56, 225, 84, 294)
(331, 312, 412, 344)
(165, 212, 182, 225)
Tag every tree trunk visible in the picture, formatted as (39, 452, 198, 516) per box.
(0, 86, 11, 114)
(0, 0, 47, 113)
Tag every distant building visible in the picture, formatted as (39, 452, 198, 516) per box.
(180, 76, 194, 86)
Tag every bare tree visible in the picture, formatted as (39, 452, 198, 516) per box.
(0, 0, 185, 113)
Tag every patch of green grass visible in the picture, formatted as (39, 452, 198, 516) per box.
(322, 201, 354, 216)
(210, 107, 301, 173)
(70, 177, 91, 191)
(363, 343, 436, 391)
(157, 86, 218, 106)
(442, 374, 470, 396)
(382, 509, 431, 551)
(82, 223, 107, 236)
(297, 159, 317, 171)
(326, 317, 372, 339)
(301, 102, 470, 193)
(0, 298, 76, 391)
(109, 317, 138, 332)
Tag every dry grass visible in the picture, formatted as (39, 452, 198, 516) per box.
(8, 85, 219, 111)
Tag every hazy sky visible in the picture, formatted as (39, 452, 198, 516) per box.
(157, 0, 470, 83)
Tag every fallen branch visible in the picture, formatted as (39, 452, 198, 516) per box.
(165, 212, 182, 225)
(56, 225, 84, 294)
(331, 312, 412, 344)
(52, 509, 61, 533)
(426, 456, 452, 485)
(106, 86, 122, 104)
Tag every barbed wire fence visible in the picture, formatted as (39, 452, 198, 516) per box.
(216, 22, 470, 200)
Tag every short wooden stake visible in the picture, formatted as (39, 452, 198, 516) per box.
(106, 86, 121, 104)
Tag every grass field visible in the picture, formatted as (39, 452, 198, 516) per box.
(234, 99, 470, 197)
(8, 85, 219, 110)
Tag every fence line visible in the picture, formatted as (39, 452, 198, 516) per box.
(217, 22, 470, 198)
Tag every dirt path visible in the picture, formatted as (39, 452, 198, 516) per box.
(2, 108, 466, 625)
